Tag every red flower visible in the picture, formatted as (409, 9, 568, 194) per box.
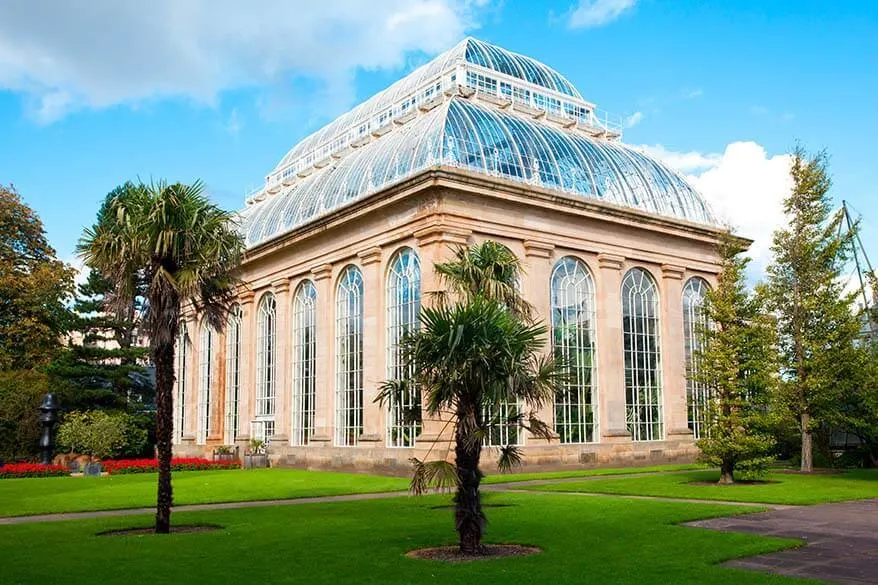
(0, 463, 68, 479)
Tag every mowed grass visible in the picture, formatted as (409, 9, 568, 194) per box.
(0, 492, 807, 585)
(517, 469, 878, 505)
(0, 468, 409, 517)
(482, 463, 705, 484)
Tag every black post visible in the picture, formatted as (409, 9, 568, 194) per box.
(38, 393, 60, 465)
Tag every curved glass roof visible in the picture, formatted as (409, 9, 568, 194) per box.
(241, 97, 716, 247)
(272, 38, 583, 174)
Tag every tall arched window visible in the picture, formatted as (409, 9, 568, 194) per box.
(336, 266, 363, 446)
(386, 248, 421, 447)
(197, 322, 213, 445)
(256, 293, 277, 440)
(551, 257, 598, 443)
(683, 277, 711, 439)
(622, 267, 663, 441)
(175, 323, 188, 443)
(292, 281, 317, 446)
(224, 305, 242, 444)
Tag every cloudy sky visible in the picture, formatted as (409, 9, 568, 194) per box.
(1, 0, 876, 279)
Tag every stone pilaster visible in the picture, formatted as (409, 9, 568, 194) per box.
(358, 247, 384, 445)
(522, 240, 556, 444)
(596, 253, 630, 443)
(660, 264, 690, 440)
(412, 225, 471, 458)
(271, 278, 291, 443)
(309, 264, 334, 445)
(235, 289, 255, 443)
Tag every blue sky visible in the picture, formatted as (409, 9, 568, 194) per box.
(1, 0, 876, 279)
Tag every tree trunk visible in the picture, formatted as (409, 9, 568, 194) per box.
(154, 340, 175, 534)
(718, 460, 735, 485)
(454, 421, 485, 555)
(800, 413, 813, 472)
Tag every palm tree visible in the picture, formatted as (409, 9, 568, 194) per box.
(378, 241, 560, 554)
(79, 181, 243, 533)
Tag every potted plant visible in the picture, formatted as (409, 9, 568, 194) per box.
(243, 439, 268, 469)
(213, 445, 237, 462)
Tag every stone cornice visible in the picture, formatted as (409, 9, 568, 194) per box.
(597, 253, 625, 271)
(661, 264, 686, 280)
(413, 224, 472, 247)
(357, 246, 382, 266)
(271, 278, 291, 293)
(310, 263, 333, 281)
(523, 240, 555, 258)
(238, 289, 255, 306)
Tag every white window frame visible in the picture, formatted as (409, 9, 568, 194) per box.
(291, 281, 317, 446)
(386, 248, 421, 448)
(335, 266, 364, 447)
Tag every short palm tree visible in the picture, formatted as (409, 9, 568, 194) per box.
(378, 241, 560, 554)
(79, 180, 243, 533)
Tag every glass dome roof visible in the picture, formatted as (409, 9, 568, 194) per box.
(240, 97, 716, 247)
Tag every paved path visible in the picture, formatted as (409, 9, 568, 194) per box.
(687, 499, 878, 585)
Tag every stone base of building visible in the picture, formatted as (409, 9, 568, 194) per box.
(173, 437, 699, 477)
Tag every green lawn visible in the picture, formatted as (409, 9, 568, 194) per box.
(0, 468, 409, 517)
(0, 492, 809, 585)
(517, 469, 878, 505)
(482, 463, 705, 484)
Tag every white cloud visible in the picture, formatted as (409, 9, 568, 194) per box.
(568, 0, 637, 29)
(641, 141, 793, 274)
(624, 111, 644, 128)
(0, 1, 486, 122)
(225, 108, 243, 137)
(682, 88, 704, 99)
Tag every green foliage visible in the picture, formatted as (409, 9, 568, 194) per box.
(763, 147, 865, 471)
(0, 371, 54, 461)
(0, 185, 75, 370)
(56, 410, 146, 460)
(48, 261, 153, 407)
(695, 233, 776, 482)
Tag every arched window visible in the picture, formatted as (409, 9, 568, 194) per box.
(622, 267, 663, 441)
(291, 281, 317, 446)
(683, 277, 711, 438)
(175, 323, 188, 443)
(197, 322, 213, 445)
(256, 293, 277, 440)
(386, 248, 421, 447)
(336, 266, 363, 446)
(224, 305, 242, 444)
(551, 257, 598, 443)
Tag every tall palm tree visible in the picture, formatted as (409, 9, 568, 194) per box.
(378, 241, 560, 554)
(79, 181, 243, 533)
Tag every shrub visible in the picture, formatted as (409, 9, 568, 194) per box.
(0, 462, 67, 479)
(57, 410, 145, 460)
(0, 371, 52, 462)
(101, 458, 239, 475)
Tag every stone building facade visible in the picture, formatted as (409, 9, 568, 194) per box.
(174, 38, 727, 472)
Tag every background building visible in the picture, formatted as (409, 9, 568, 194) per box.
(174, 38, 728, 471)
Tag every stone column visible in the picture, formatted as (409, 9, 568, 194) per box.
(660, 264, 690, 441)
(182, 314, 199, 444)
(523, 240, 556, 444)
(237, 289, 255, 443)
(412, 224, 471, 460)
(271, 278, 291, 444)
(596, 253, 630, 443)
(358, 246, 384, 445)
(309, 264, 334, 445)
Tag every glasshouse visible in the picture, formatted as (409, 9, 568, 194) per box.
(174, 37, 728, 471)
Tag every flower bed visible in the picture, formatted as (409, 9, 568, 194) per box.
(101, 458, 240, 475)
(0, 463, 68, 479)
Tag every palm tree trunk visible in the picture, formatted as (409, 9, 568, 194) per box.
(154, 340, 174, 534)
(454, 421, 485, 555)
